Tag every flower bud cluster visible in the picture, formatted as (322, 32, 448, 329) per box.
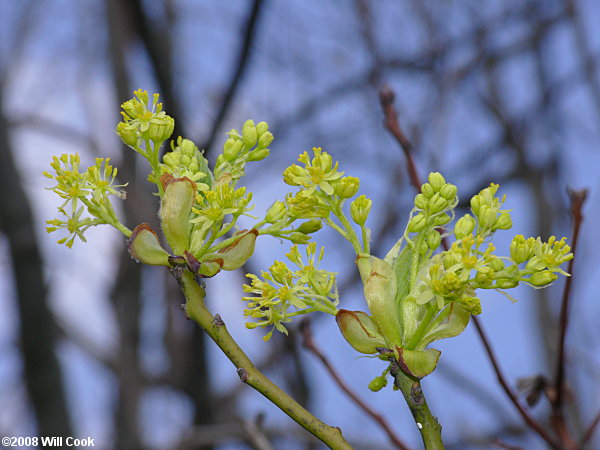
(242, 242, 339, 341)
(44, 154, 128, 247)
(282, 147, 372, 254)
(405, 172, 457, 255)
(116, 89, 174, 147)
(469, 183, 512, 236)
(160, 137, 213, 190)
(214, 120, 273, 183)
(509, 234, 573, 286)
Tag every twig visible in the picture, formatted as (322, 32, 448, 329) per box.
(551, 188, 587, 449)
(299, 319, 410, 450)
(580, 409, 600, 448)
(472, 317, 560, 449)
(379, 86, 422, 190)
(174, 269, 352, 449)
(554, 188, 587, 408)
(203, 0, 265, 151)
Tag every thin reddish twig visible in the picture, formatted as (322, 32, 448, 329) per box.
(579, 409, 600, 448)
(554, 188, 587, 409)
(299, 319, 410, 450)
(550, 188, 587, 450)
(379, 86, 422, 191)
(472, 318, 560, 449)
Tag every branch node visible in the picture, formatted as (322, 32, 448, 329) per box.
(213, 314, 225, 326)
(410, 382, 424, 407)
(180, 303, 190, 320)
(237, 367, 249, 383)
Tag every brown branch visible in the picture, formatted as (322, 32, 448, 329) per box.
(379, 85, 422, 190)
(472, 317, 560, 449)
(299, 319, 410, 450)
(554, 188, 587, 407)
(580, 409, 600, 448)
(550, 188, 587, 449)
(563, 0, 600, 125)
(203, 0, 266, 151)
(0, 88, 73, 438)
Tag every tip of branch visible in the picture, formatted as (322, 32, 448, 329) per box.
(566, 187, 588, 222)
(379, 85, 395, 106)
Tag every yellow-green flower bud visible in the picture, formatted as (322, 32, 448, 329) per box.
(350, 195, 372, 225)
(265, 201, 286, 223)
(116, 122, 139, 147)
(334, 176, 360, 199)
(428, 193, 447, 214)
(368, 376, 388, 392)
(269, 260, 291, 284)
(247, 147, 270, 161)
(421, 183, 435, 198)
(494, 212, 512, 230)
(288, 232, 311, 244)
(510, 235, 533, 264)
(478, 205, 497, 229)
(179, 138, 196, 154)
(160, 174, 196, 255)
(256, 121, 269, 136)
(282, 164, 306, 186)
(487, 256, 505, 272)
(242, 119, 257, 149)
(414, 193, 428, 210)
(439, 183, 458, 201)
(470, 195, 482, 215)
(474, 270, 494, 286)
(223, 137, 243, 160)
(127, 224, 170, 266)
(335, 309, 387, 354)
(426, 230, 442, 250)
(433, 213, 452, 226)
(296, 219, 322, 234)
(257, 131, 274, 148)
(459, 296, 482, 315)
(455, 214, 476, 239)
(147, 115, 175, 144)
(428, 172, 446, 191)
(528, 270, 557, 287)
(408, 213, 427, 233)
(495, 278, 519, 289)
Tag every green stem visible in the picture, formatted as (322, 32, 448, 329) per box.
(405, 305, 437, 349)
(173, 268, 352, 449)
(332, 203, 362, 254)
(391, 363, 444, 449)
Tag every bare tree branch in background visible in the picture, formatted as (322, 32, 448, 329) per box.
(299, 319, 410, 450)
(0, 87, 72, 439)
(202, 0, 266, 152)
(0, 2, 73, 440)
